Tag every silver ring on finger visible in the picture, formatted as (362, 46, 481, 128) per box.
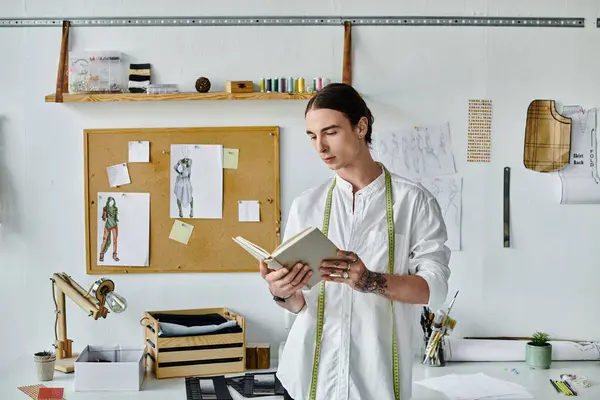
(347, 257, 357, 271)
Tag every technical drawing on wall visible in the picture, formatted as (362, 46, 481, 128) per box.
(557, 106, 600, 204)
(372, 122, 456, 180)
(420, 176, 462, 251)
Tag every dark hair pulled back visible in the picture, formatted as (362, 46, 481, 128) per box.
(305, 83, 374, 145)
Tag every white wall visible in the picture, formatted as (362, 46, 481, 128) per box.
(2, 0, 600, 363)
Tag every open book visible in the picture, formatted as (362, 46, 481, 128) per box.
(233, 226, 339, 289)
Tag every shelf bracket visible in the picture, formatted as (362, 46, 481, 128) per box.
(342, 21, 352, 86)
(55, 20, 70, 103)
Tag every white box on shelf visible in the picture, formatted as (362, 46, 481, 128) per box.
(74, 345, 145, 392)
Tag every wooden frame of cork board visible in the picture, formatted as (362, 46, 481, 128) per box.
(84, 126, 280, 274)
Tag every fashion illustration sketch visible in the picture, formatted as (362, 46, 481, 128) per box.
(174, 147, 194, 218)
(99, 196, 119, 262)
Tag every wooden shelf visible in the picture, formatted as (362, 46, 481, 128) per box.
(44, 91, 316, 103)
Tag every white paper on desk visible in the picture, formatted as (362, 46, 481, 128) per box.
(415, 373, 533, 400)
(420, 176, 462, 250)
(558, 106, 600, 204)
(239, 200, 260, 222)
(106, 163, 131, 187)
(129, 141, 150, 162)
(372, 122, 456, 180)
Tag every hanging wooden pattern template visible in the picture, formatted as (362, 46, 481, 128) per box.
(523, 99, 572, 172)
(467, 99, 493, 162)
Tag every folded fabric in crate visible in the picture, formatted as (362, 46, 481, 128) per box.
(153, 313, 243, 337)
(159, 320, 238, 337)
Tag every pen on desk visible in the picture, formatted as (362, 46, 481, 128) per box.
(556, 380, 573, 396)
(549, 379, 561, 394)
(563, 380, 577, 396)
(553, 379, 569, 396)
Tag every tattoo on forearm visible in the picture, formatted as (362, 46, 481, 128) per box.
(355, 270, 388, 294)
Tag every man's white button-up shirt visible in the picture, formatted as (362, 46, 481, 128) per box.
(276, 168, 451, 400)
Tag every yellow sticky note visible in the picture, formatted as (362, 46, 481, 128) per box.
(169, 220, 194, 245)
(223, 148, 239, 169)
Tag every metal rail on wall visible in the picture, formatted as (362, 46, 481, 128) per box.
(0, 16, 586, 28)
(3, 15, 586, 102)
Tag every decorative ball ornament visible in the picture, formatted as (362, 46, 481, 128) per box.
(195, 77, 211, 93)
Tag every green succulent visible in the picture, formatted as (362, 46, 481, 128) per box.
(530, 331, 550, 346)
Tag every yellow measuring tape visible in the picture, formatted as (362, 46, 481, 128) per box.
(309, 165, 400, 400)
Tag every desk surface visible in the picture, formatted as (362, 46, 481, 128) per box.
(2, 356, 598, 399)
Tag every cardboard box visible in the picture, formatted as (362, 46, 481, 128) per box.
(74, 345, 145, 391)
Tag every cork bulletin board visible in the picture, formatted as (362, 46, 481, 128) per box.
(84, 126, 280, 274)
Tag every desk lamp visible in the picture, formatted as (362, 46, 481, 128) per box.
(50, 272, 127, 373)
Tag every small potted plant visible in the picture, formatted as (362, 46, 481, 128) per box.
(525, 331, 552, 369)
(33, 350, 56, 381)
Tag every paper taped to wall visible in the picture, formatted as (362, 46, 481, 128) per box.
(467, 99, 492, 163)
(372, 123, 456, 180)
(420, 176, 462, 250)
(558, 106, 600, 204)
(444, 339, 600, 362)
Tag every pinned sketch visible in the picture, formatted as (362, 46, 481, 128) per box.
(106, 163, 131, 187)
(97, 192, 150, 266)
(170, 144, 223, 219)
(558, 106, 600, 204)
(420, 176, 462, 250)
(372, 123, 456, 180)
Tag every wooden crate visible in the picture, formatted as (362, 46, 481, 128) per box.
(142, 308, 246, 379)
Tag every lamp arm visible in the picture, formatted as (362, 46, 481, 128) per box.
(52, 273, 102, 320)
(57, 272, 93, 299)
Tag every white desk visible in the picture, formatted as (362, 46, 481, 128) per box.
(2, 356, 599, 399)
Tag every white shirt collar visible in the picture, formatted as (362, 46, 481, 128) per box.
(334, 164, 386, 197)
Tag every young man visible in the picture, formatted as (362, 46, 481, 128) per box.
(260, 83, 451, 400)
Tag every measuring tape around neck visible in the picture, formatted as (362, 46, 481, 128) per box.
(309, 166, 400, 400)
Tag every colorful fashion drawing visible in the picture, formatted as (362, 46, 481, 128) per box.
(99, 196, 119, 262)
(174, 148, 194, 218)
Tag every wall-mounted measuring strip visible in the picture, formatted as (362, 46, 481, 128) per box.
(503, 167, 511, 248)
(0, 16, 585, 28)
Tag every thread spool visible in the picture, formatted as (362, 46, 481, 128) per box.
(312, 78, 317, 92)
(266, 79, 272, 92)
(287, 77, 294, 93)
(316, 77, 323, 91)
(294, 79, 299, 93)
(298, 77, 305, 93)
(273, 78, 279, 92)
(279, 77, 286, 93)
(260, 78, 265, 93)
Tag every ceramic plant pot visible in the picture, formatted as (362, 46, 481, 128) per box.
(525, 342, 552, 369)
(33, 352, 56, 381)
